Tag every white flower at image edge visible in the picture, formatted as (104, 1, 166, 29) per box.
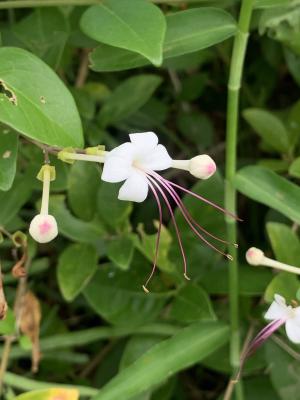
(101, 132, 172, 202)
(265, 294, 300, 343)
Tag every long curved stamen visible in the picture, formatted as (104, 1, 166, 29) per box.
(160, 177, 237, 248)
(143, 180, 163, 293)
(147, 172, 233, 260)
(146, 175, 189, 280)
(153, 173, 242, 222)
(235, 318, 285, 382)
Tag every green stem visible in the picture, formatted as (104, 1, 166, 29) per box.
(3, 372, 98, 397)
(225, 0, 254, 387)
(0, 0, 195, 9)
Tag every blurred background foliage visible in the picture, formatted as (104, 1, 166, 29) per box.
(0, 0, 300, 399)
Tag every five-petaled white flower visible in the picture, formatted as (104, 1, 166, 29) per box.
(265, 293, 300, 343)
(101, 131, 237, 292)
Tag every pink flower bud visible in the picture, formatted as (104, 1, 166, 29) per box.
(189, 155, 216, 180)
(29, 214, 58, 243)
(246, 247, 265, 266)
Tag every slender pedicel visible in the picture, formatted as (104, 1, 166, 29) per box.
(246, 247, 300, 275)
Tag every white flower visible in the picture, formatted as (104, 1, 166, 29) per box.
(265, 294, 300, 343)
(101, 132, 172, 202)
(101, 131, 236, 292)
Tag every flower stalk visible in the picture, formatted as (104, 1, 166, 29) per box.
(224, 0, 254, 393)
(246, 247, 300, 275)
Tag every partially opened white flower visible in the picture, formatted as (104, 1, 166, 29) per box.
(265, 294, 300, 343)
(101, 132, 239, 292)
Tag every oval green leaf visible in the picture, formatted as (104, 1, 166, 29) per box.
(57, 243, 98, 302)
(235, 166, 300, 224)
(0, 47, 83, 147)
(0, 128, 18, 191)
(80, 0, 166, 66)
(90, 8, 237, 72)
(93, 322, 229, 400)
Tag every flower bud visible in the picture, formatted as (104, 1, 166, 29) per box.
(246, 247, 265, 266)
(29, 214, 58, 243)
(189, 155, 216, 180)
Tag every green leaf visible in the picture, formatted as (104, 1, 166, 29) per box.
(0, 128, 18, 191)
(107, 236, 135, 271)
(0, 172, 33, 226)
(57, 243, 98, 302)
(255, 0, 293, 8)
(235, 166, 300, 224)
(97, 183, 132, 229)
(264, 272, 300, 303)
(243, 108, 291, 153)
(93, 322, 229, 400)
(0, 308, 16, 335)
(289, 157, 300, 178)
(266, 222, 300, 266)
(135, 222, 175, 273)
(90, 8, 237, 72)
(80, 0, 166, 66)
(0, 47, 83, 147)
(49, 195, 105, 243)
(10, 8, 69, 69)
(265, 341, 300, 400)
(83, 264, 167, 327)
(98, 75, 162, 127)
(169, 284, 216, 323)
(68, 162, 100, 221)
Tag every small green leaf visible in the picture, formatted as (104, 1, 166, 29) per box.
(90, 8, 237, 72)
(57, 243, 98, 302)
(243, 108, 291, 153)
(0, 128, 18, 191)
(107, 236, 135, 271)
(169, 284, 216, 323)
(0, 308, 15, 335)
(267, 222, 300, 266)
(97, 183, 132, 229)
(98, 75, 162, 127)
(68, 162, 100, 221)
(49, 195, 105, 243)
(80, 0, 166, 66)
(0, 47, 83, 147)
(0, 172, 32, 226)
(93, 322, 229, 400)
(83, 264, 167, 327)
(264, 272, 300, 303)
(289, 157, 300, 178)
(235, 166, 300, 224)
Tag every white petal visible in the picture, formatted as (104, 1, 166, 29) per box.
(285, 318, 300, 343)
(102, 143, 134, 183)
(141, 144, 172, 171)
(129, 132, 158, 151)
(265, 299, 289, 320)
(118, 171, 148, 202)
(274, 294, 286, 306)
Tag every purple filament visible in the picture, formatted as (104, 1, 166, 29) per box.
(141, 168, 238, 291)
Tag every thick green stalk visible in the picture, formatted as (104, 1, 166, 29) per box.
(0, 0, 196, 9)
(225, 0, 254, 374)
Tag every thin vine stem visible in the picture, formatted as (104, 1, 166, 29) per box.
(225, 0, 254, 397)
(0, 0, 195, 9)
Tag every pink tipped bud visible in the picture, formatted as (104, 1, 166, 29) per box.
(29, 214, 58, 244)
(246, 247, 265, 266)
(189, 155, 216, 180)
